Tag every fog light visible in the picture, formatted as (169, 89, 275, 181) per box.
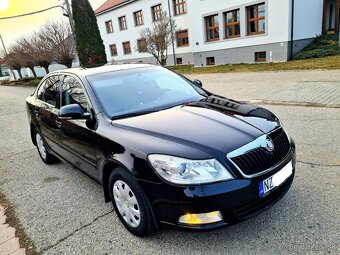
(178, 211, 223, 225)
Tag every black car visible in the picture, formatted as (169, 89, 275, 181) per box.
(26, 64, 296, 236)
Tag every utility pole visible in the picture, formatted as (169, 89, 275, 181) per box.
(64, 0, 76, 41)
(167, 0, 176, 65)
(338, 5, 340, 47)
(0, 33, 7, 55)
(290, 0, 295, 59)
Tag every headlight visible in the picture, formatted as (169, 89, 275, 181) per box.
(148, 155, 234, 185)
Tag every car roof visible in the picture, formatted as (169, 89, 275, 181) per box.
(49, 64, 156, 77)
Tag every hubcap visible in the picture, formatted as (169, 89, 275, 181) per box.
(36, 133, 47, 159)
(113, 180, 141, 228)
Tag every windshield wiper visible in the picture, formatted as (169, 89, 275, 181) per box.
(111, 110, 158, 120)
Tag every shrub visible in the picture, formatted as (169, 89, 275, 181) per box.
(18, 77, 43, 82)
(28, 79, 41, 86)
(18, 77, 34, 82)
(294, 34, 340, 59)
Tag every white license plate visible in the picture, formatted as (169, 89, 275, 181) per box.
(259, 161, 293, 197)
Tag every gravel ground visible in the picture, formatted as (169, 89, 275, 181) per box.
(0, 70, 339, 254)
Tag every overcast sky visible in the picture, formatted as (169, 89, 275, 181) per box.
(0, 0, 107, 51)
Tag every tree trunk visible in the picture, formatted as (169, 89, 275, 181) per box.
(161, 54, 166, 66)
(43, 65, 49, 74)
(66, 60, 73, 68)
(29, 67, 37, 78)
(10, 68, 17, 80)
(16, 69, 23, 79)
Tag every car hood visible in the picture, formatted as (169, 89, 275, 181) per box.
(111, 96, 280, 155)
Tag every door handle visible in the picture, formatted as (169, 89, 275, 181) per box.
(33, 110, 40, 120)
(55, 120, 62, 128)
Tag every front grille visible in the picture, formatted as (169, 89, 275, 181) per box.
(230, 128, 291, 176)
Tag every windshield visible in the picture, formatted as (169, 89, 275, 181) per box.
(87, 66, 206, 119)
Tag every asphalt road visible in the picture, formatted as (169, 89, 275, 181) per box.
(0, 75, 339, 254)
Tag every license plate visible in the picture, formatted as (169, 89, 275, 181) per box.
(259, 161, 293, 197)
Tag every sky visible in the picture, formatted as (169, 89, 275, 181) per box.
(0, 0, 107, 51)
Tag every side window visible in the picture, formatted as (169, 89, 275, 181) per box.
(37, 75, 61, 108)
(61, 75, 88, 111)
(37, 80, 47, 101)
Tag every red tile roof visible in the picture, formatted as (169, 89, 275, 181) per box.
(95, 0, 131, 15)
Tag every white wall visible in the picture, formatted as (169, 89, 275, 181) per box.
(96, 0, 324, 64)
(292, 0, 323, 40)
(188, 0, 291, 53)
(96, 0, 193, 63)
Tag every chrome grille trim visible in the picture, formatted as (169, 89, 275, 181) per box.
(227, 128, 291, 178)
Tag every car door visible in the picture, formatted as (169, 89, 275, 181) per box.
(36, 75, 62, 153)
(57, 75, 99, 180)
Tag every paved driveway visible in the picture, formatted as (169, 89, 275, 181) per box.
(0, 70, 339, 254)
(186, 69, 340, 107)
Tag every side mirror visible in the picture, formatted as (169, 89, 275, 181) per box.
(193, 79, 203, 88)
(59, 104, 91, 120)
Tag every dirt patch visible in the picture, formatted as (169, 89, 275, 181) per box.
(43, 177, 61, 184)
(0, 191, 38, 255)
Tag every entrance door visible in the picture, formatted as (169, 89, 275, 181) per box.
(323, 0, 339, 34)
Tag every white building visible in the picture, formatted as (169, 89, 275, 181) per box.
(95, 0, 328, 66)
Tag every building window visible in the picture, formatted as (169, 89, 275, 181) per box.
(247, 3, 265, 35)
(173, 0, 186, 15)
(176, 29, 189, 47)
(134, 10, 144, 26)
(105, 20, 113, 33)
(224, 9, 240, 38)
(122, 41, 131, 54)
(206, 57, 215, 65)
(109, 44, 117, 56)
(137, 39, 147, 52)
(151, 4, 162, 21)
(119, 16, 127, 30)
(255, 51, 266, 62)
(176, 58, 183, 64)
(205, 14, 219, 41)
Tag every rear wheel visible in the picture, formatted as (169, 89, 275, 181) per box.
(109, 167, 154, 237)
(34, 129, 57, 164)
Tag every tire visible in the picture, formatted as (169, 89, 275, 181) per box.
(109, 167, 155, 237)
(34, 129, 58, 164)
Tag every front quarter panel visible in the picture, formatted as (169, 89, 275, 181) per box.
(94, 113, 216, 185)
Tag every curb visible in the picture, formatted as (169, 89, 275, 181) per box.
(0, 205, 26, 255)
(250, 99, 340, 108)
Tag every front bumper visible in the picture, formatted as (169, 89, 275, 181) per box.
(140, 148, 296, 230)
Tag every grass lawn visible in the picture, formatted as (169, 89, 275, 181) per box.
(168, 55, 340, 74)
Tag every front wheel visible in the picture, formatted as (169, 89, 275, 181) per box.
(109, 167, 154, 237)
(34, 129, 57, 164)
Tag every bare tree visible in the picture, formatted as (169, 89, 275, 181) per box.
(29, 32, 54, 74)
(41, 21, 76, 68)
(11, 39, 37, 77)
(3, 52, 23, 79)
(3, 21, 76, 78)
(139, 11, 177, 66)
